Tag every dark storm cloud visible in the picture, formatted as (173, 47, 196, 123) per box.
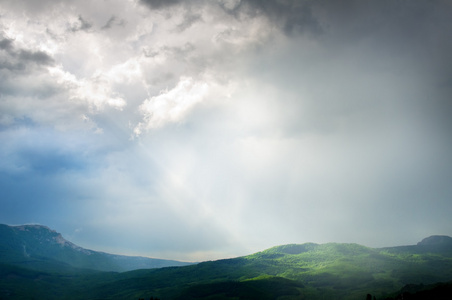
(223, 0, 452, 47)
(240, 0, 452, 135)
(313, 0, 452, 56)
(322, 0, 452, 129)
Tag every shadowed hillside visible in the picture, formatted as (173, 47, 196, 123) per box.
(0, 224, 192, 273)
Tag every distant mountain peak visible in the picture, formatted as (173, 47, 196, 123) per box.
(417, 235, 452, 246)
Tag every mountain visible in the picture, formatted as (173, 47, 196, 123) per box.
(70, 237, 452, 300)
(0, 224, 192, 272)
(1, 228, 452, 300)
(417, 235, 452, 246)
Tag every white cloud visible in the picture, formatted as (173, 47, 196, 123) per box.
(49, 66, 127, 112)
(135, 76, 229, 133)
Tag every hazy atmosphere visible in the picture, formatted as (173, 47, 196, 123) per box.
(1, 0, 451, 262)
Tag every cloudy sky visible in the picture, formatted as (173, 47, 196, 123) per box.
(1, 0, 451, 262)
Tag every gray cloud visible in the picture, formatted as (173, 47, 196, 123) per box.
(139, 0, 183, 9)
(0, 34, 56, 104)
(0, 38, 14, 51)
(176, 11, 202, 32)
(17, 49, 54, 66)
(234, 0, 452, 135)
(0, 36, 54, 72)
(70, 15, 93, 32)
(101, 16, 126, 30)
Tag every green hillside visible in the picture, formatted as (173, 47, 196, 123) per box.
(1, 233, 452, 299)
(97, 241, 451, 300)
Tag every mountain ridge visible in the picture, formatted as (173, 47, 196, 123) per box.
(1, 223, 452, 299)
(0, 223, 192, 272)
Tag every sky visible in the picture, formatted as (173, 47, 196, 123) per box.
(1, 0, 452, 262)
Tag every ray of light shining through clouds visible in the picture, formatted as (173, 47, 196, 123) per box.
(0, 0, 451, 262)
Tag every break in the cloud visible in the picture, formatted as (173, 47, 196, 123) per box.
(0, 0, 451, 261)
